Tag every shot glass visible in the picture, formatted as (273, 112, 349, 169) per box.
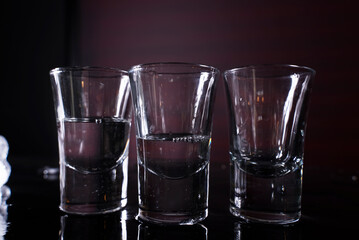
(224, 64, 315, 224)
(129, 62, 219, 225)
(50, 67, 132, 215)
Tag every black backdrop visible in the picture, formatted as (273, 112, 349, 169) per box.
(1, 1, 67, 160)
(1, 0, 359, 170)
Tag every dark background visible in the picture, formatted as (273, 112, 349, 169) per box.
(1, 0, 358, 170)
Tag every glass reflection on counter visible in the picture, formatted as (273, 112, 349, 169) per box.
(138, 223, 208, 240)
(0, 135, 10, 240)
(234, 221, 302, 240)
(0, 186, 10, 240)
(60, 211, 127, 240)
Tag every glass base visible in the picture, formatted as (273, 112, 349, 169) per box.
(230, 205, 301, 225)
(60, 198, 127, 215)
(137, 208, 208, 225)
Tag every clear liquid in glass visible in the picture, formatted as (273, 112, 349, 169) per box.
(137, 134, 211, 224)
(57, 117, 130, 215)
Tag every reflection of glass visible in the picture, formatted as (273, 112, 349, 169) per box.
(39, 166, 59, 181)
(137, 223, 207, 240)
(0, 135, 10, 240)
(60, 212, 127, 240)
(0, 186, 10, 240)
(234, 221, 301, 240)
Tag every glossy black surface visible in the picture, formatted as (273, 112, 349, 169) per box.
(3, 157, 359, 239)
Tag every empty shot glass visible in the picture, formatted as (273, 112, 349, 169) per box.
(224, 64, 315, 224)
(129, 62, 219, 225)
(50, 67, 132, 215)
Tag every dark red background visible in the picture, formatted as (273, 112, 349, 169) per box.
(1, 0, 358, 170)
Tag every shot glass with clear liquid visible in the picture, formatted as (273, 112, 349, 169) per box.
(50, 67, 132, 215)
(224, 64, 315, 224)
(129, 62, 219, 225)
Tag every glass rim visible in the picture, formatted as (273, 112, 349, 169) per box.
(129, 62, 220, 75)
(223, 64, 316, 77)
(49, 66, 128, 75)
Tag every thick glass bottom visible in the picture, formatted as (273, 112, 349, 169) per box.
(137, 208, 208, 225)
(60, 198, 127, 215)
(230, 205, 301, 225)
